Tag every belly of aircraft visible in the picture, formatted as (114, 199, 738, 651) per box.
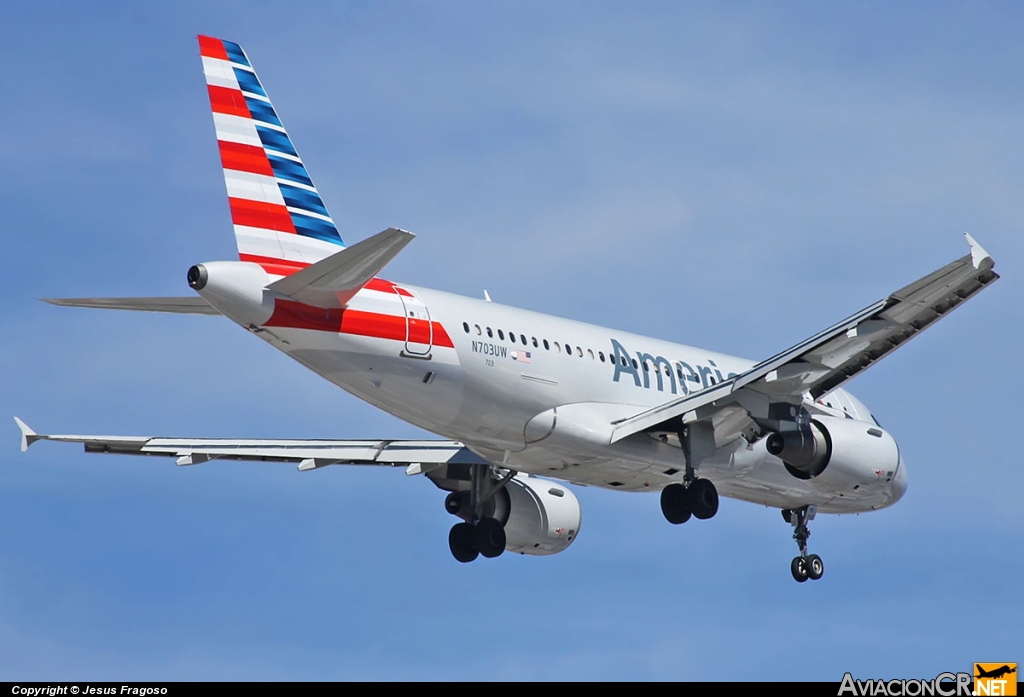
(253, 325, 466, 435)
(487, 436, 896, 514)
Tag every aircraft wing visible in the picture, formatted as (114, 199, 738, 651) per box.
(610, 234, 999, 443)
(14, 417, 487, 474)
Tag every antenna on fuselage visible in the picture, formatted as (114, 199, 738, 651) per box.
(483, 290, 492, 302)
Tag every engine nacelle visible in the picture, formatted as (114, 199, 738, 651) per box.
(767, 415, 900, 494)
(503, 475, 581, 555)
(451, 475, 581, 556)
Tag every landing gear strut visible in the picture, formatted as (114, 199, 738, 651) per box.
(445, 463, 513, 563)
(660, 425, 719, 525)
(783, 505, 824, 582)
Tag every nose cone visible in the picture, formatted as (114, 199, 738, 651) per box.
(890, 457, 909, 503)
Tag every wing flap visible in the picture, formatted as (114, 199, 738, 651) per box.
(610, 234, 999, 443)
(43, 297, 220, 315)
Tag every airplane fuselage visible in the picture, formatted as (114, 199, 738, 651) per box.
(197, 262, 908, 515)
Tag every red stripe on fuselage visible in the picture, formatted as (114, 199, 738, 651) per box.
(265, 300, 454, 348)
(239, 254, 306, 277)
(228, 197, 296, 233)
(218, 140, 274, 177)
(198, 35, 229, 60)
(207, 85, 251, 118)
(364, 277, 413, 297)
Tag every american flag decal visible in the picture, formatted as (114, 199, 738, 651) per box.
(514, 350, 532, 364)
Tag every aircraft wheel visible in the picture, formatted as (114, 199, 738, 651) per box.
(806, 554, 824, 580)
(688, 478, 719, 520)
(475, 517, 506, 558)
(449, 522, 479, 563)
(791, 556, 809, 583)
(660, 483, 692, 524)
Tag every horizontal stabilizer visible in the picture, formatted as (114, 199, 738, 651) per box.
(43, 297, 220, 315)
(267, 227, 414, 308)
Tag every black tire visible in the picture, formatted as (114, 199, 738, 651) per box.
(806, 554, 824, 580)
(475, 517, 506, 558)
(688, 479, 719, 520)
(444, 491, 464, 516)
(660, 483, 691, 524)
(791, 556, 809, 583)
(449, 522, 479, 563)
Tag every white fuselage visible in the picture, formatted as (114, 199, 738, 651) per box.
(198, 264, 908, 515)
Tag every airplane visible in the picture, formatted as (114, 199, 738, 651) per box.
(15, 35, 1000, 583)
(975, 666, 1016, 680)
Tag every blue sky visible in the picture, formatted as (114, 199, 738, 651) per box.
(1, 1, 1021, 681)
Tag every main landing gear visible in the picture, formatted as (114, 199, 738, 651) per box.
(783, 505, 824, 583)
(660, 478, 719, 523)
(445, 463, 514, 563)
(660, 424, 719, 524)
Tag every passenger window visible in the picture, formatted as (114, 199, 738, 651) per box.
(631, 359, 638, 369)
(498, 330, 504, 340)
(577, 346, 583, 358)
(462, 322, 469, 333)
(642, 361, 649, 372)
(487, 327, 493, 338)
(599, 351, 605, 362)
(620, 356, 627, 367)
(554, 342, 561, 352)
(532, 337, 538, 348)
(543, 339, 550, 350)
(565, 344, 572, 355)
(474, 324, 482, 335)
(588, 349, 594, 360)
(509, 333, 516, 344)
(521, 334, 527, 345)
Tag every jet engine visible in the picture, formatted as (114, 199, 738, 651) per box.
(446, 474, 581, 556)
(766, 415, 900, 494)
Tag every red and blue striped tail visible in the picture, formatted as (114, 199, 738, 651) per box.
(198, 35, 345, 276)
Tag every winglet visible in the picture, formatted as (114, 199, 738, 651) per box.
(965, 233, 994, 272)
(14, 417, 41, 452)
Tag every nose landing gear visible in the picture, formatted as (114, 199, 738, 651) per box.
(783, 505, 824, 582)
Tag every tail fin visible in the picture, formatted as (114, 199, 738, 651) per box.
(198, 36, 345, 276)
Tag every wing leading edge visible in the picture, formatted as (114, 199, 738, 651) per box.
(610, 234, 999, 443)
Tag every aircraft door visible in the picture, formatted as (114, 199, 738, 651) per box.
(396, 287, 433, 357)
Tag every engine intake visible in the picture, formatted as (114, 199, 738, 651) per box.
(767, 415, 900, 494)
(766, 423, 830, 477)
